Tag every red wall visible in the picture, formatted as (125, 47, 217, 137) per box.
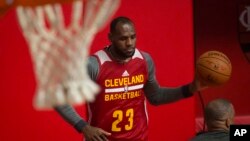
(194, 0, 250, 118)
(0, 0, 195, 140)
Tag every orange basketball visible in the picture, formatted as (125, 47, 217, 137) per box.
(196, 50, 232, 86)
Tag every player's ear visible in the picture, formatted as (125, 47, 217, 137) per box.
(226, 118, 231, 128)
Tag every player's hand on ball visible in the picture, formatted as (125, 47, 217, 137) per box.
(82, 125, 111, 141)
(189, 74, 209, 93)
(191, 74, 209, 93)
(196, 50, 232, 86)
(189, 50, 233, 93)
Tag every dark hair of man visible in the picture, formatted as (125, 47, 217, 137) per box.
(110, 16, 134, 33)
(204, 99, 234, 122)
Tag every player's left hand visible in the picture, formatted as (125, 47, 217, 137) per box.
(189, 74, 208, 93)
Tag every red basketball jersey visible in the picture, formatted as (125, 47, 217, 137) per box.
(88, 48, 149, 141)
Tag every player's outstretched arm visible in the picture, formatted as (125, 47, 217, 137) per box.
(143, 52, 195, 105)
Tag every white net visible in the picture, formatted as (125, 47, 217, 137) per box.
(16, 0, 120, 110)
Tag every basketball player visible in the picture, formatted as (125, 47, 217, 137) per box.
(55, 16, 206, 141)
(190, 99, 235, 141)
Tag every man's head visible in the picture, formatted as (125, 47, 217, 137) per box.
(205, 99, 235, 132)
(108, 16, 136, 60)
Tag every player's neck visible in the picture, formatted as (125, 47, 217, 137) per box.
(108, 46, 131, 63)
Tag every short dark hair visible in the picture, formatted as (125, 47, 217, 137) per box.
(205, 99, 233, 122)
(110, 16, 134, 33)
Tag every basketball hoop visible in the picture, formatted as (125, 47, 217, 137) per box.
(16, 0, 120, 110)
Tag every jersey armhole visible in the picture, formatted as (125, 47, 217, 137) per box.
(140, 51, 151, 80)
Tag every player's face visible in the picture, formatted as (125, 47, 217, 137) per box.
(110, 22, 136, 59)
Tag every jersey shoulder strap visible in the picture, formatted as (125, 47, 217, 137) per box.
(93, 49, 112, 65)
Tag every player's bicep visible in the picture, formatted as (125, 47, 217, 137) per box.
(87, 56, 99, 80)
(143, 52, 156, 82)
